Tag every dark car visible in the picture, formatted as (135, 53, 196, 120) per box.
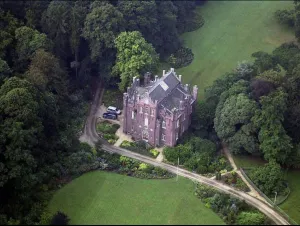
(103, 112, 117, 120)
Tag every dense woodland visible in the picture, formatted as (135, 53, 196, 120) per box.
(0, 0, 205, 224)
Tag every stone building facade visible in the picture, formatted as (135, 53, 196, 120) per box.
(123, 68, 198, 147)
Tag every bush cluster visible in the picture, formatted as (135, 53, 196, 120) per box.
(221, 171, 250, 192)
(195, 184, 270, 225)
(97, 149, 174, 179)
(167, 47, 194, 68)
(96, 121, 120, 144)
(163, 137, 232, 175)
(120, 140, 158, 158)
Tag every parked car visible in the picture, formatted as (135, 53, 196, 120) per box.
(107, 106, 121, 115)
(103, 112, 117, 120)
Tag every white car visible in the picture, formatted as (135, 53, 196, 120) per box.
(107, 106, 121, 115)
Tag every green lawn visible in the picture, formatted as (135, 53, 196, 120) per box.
(232, 154, 267, 168)
(177, 1, 295, 99)
(48, 171, 225, 225)
(280, 170, 300, 224)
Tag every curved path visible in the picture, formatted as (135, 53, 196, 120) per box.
(80, 82, 290, 225)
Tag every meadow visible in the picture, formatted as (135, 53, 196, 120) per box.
(48, 171, 225, 225)
(177, 0, 295, 99)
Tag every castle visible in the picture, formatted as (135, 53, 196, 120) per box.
(123, 68, 198, 147)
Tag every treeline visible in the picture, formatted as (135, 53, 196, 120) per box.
(191, 42, 300, 195)
(193, 42, 300, 167)
(0, 0, 204, 225)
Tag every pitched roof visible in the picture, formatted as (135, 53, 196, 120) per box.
(149, 71, 180, 103)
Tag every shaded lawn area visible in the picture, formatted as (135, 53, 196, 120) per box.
(48, 171, 225, 225)
(177, 0, 295, 99)
(232, 154, 267, 168)
(280, 170, 300, 224)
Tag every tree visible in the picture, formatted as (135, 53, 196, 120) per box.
(0, 9, 22, 59)
(82, 2, 124, 61)
(50, 212, 70, 225)
(69, 1, 88, 77)
(250, 79, 276, 101)
(295, 3, 300, 42)
(237, 211, 265, 225)
(41, 1, 72, 62)
(251, 51, 275, 74)
(274, 9, 295, 27)
(113, 31, 159, 91)
(227, 125, 259, 154)
(25, 49, 68, 96)
(155, 1, 181, 56)
(214, 93, 258, 140)
(117, 0, 159, 49)
(250, 161, 285, 196)
(0, 59, 11, 83)
(15, 26, 52, 69)
(0, 77, 43, 191)
(252, 89, 293, 163)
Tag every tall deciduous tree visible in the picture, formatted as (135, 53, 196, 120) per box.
(252, 89, 293, 164)
(113, 31, 159, 91)
(41, 1, 72, 62)
(25, 49, 68, 97)
(15, 26, 52, 69)
(117, 1, 158, 47)
(82, 2, 124, 61)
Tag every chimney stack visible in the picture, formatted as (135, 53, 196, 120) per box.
(155, 75, 158, 82)
(178, 75, 182, 82)
(163, 70, 165, 76)
(170, 68, 174, 72)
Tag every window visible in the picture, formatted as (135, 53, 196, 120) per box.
(140, 106, 143, 113)
(131, 125, 134, 131)
(145, 117, 148, 127)
(145, 106, 149, 114)
(177, 119, 180, 128)
(162, 134, 166, 141)
(176, 132, 179, 140)
(183, 113, 186, 120)
(162, 120, 166, 129)
(132, 111, 135, 119)
(151, 109, 155, 116)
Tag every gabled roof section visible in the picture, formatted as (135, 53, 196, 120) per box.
(149, 70, 180, 103)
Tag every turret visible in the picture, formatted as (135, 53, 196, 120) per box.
(193, 85, 198, 100)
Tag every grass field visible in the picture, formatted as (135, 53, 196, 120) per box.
(232, 154, 267, 168)
(48, 171, 225, 225)
(280, 170, 300, 224)
(177, 1, 295, 99)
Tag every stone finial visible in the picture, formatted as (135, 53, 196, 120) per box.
(136, 78, 140, 86)
(184, 84, 189, 92)
(163, 70, 165, 76)
(193, 85, 198, 100)
(155, 75, 158, 82)
(178, 75, 182, 82)
(170, 68, 174, 72)
(133, 76, 137, 83)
